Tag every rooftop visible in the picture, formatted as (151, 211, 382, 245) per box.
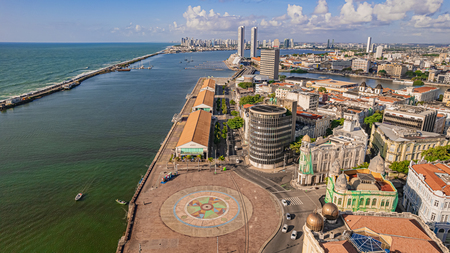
(296, 110, 323, 120)
(400, 86, 439, 93)
(250, 104, 286, 114)
(374, 123, 443, 142)
(201, 79, 215, 90)
(314, 79, 358, 87)
(194, 90, 215, 108)
(176, 110, 212, 148)
(411, 163, 450, 196)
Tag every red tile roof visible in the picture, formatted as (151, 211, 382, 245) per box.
(296, 110, 323, 119)
(320, 240, 357, 253)
(243, 104, 255, 109)
(412, 163, 450, 195)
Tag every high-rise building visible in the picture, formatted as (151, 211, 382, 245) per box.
(284, 38, 290, 48)
(262, 40, 267, 48)
(250, 27, 257, 58)
(331, 39, 334, 48)
(237, 26, 245, 57)
(376, 45, 384, 58)
(366, 36, 372, 53)
(290, 39, 294, 48)
(260, 48, 280, 80)
(327, 39, 330, 49)
(273, 39, 280, 48)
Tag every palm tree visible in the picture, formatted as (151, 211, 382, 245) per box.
(197, 154, 202, 171)
(218, 156, 225, 166)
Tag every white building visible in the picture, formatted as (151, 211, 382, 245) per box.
(366, 37, 372, 53)
(396, 86, 440, 102)
(376, 45, 383, 59)
(352, 58, 371, 73)
(403, 161, 450, 247)
(250, 27, 257, 58)
(237, 26, 245, 57)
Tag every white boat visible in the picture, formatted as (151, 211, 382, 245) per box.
(75, 193, 83, 201)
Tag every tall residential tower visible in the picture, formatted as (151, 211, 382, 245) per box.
(250, 27, 257, 58)
(238, 26, 245, 57)
(366, 36, 372, 53)
(260, 48, 280, 80)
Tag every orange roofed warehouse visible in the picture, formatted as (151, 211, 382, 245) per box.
(175, 110, 211, 158)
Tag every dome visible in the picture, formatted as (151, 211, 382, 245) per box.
(375, 84, 383, 89)
(306, 212, 324, 231)
(322, 203, 339, 220)
(360, 82, 367, 87)
(368, 154, 385, 174)
(302, 135, 311, 143)
(335, 173, 348, 191)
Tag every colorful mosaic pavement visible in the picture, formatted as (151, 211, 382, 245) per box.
(161, 186, 253, 237)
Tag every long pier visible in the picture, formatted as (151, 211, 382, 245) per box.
(0, 51, 163, 111)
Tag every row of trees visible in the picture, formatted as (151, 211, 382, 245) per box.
(239, 94, 264, 105)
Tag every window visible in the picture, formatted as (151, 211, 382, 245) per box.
(388, 154, 394, 162)
(381, 200, 385, 207)
(390, 144, 395, 152)
(366, 198, 370, 206)
(406, 145, 411, 152)
(353, 199, 357, 207)
(386, 200, 390, 208)
(360, 199, 364, 206)
(431, 213, 436, 221)
(338, 198, 342, 205)
(372, 199, 377, 207)
(434, 200, 439, 207)
(445, 202, 448, 209)
(348, 199, 352, 206)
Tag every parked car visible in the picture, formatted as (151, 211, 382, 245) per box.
(291, 230, 297, 240)
(282, 224, 288, 233)
(282, 199, 288, 206)
(286, 213, 291, 220)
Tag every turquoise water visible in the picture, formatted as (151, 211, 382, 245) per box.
(0, 44, 234, 252)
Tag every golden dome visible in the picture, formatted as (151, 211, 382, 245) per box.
(302, 135, 311, 143)
(322, 203, 339, 220)
(306, 212, 324, 231)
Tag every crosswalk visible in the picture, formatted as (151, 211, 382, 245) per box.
(282, 197, 303, 206)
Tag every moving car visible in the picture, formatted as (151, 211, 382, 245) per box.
(282, 199, 288, 206)
(286, 213, 291, 220)
(291, 230, 297, 240)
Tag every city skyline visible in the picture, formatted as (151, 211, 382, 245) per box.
(1, 0, 449, 43)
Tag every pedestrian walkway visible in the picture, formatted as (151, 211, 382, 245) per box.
(282, 197, 303, 206)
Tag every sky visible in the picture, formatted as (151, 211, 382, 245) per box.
(0, 0, 449, 44)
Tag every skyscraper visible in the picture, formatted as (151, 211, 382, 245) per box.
(273, 39, 280, 48)
(327, 39, 330, 49)
(284, 38, 290, 48)
(250, 27, 257, 58)
(366, 37, 372, 53)
(376, 45, 383, 58)
(260, 48, 280, 80)
(263, 40, 267, 48)
(238, 26, 245, 57)
(290, 39, 294, 49)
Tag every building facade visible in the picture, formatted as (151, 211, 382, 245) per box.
(377, 63, 407, 78)
(250, 27, 257, 58)
(297, 116, 368, 186)
(260, 49, 280, 80)
(383, 105, 437, 132)
(396, 86, 440, 102)
(175, 110, 211, 158)
(248, 105, 293, 169)
(370, 122, 448, 165)
(324, 155, 398, 212)
(403, 161, 450, 247)
(237, 26, 245, 57)
(352, 58, 371, 73)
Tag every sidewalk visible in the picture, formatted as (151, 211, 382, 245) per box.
(243, 156, 296, 173)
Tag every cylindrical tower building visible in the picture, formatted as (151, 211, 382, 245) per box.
(248, 105, 293, 169)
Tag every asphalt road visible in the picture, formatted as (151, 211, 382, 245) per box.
(233, 166, 326, 253)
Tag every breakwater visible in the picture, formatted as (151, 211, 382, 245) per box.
(0, 51, 163, 111)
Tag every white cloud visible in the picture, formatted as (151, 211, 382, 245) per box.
(135, 25, 142, 32)
(340, 0, 373, 24)
(373, 0, 443, 22)
(287, 4, 308, 24)
(411, 14, 450, 28)
(314, 0, 328, 14)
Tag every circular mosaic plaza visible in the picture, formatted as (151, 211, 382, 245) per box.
(161, 186, 253, 237)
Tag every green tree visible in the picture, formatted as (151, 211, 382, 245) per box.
(290, 69, 308, 74)
(238, 82, 253, 89)
(230, 100, 236, 105)
(352, 162, 369, 169)
(289, 136, 316, 154)
(218, 156, 225, 164)
(186, 155, 192, 160)
(364, 112, 383, 128)
(413, 80, 424, 86)
(378, 69, 387, 76)
(226, 117, 244, 129)
(231, 111, 239, 116)
(318, 87, 327, 93)
(240, 94, 264, 105)
(405, 70, 415, 78)
(439, 94, 444, 101)
(421, 145, 450, 162)
(269, 93, 276, 99)
(280, 75, 286, 81)
(389, 160, 411, 174)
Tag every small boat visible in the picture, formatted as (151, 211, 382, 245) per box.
(117, 68, 131, 72)
(116, 199, 127, 205)
(75, 193, 83, 201)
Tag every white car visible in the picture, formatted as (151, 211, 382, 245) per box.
(286, 213, 291, 220)
(282, 224, 288, 233)
(236, 159, 240, 164)
(291, 230, 297, 240)
(281, 199, 288, 206)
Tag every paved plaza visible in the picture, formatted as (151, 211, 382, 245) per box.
(124, 170, 281, 253)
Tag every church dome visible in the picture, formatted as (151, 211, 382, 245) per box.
(322, 203, 339, 220)
(306, 212, 324, 231)
(302, 135, 311, 143)
(360, 82, 367, 87)
(368, 154, 385, 174)
(375, 84, 383, 89)
(335, 173, 348, 191)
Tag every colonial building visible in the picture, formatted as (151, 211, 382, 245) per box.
(370, 123, 448, 165)
(396, 86, 440, 102)
(358, 82, 383, 96)
(403, 161, 450, 247)
(175, 110, 211, 158)
(324, 155, 398, 212)
(297, 116, 368, 185)
(302, 208, 449, 253)
(377, 63, 407, 78)
(295, 110, 331, 138)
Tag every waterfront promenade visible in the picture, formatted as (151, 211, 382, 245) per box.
(117, 77, 281, 252)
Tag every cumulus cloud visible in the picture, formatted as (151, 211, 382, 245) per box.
(182, 5, 254, 32)
(314, 0, 328, 14)
(287, 4, 308, 24)
(411, 14, 450, 28)
(373, 0, 443, 22)
(340, 0, 373, 24)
